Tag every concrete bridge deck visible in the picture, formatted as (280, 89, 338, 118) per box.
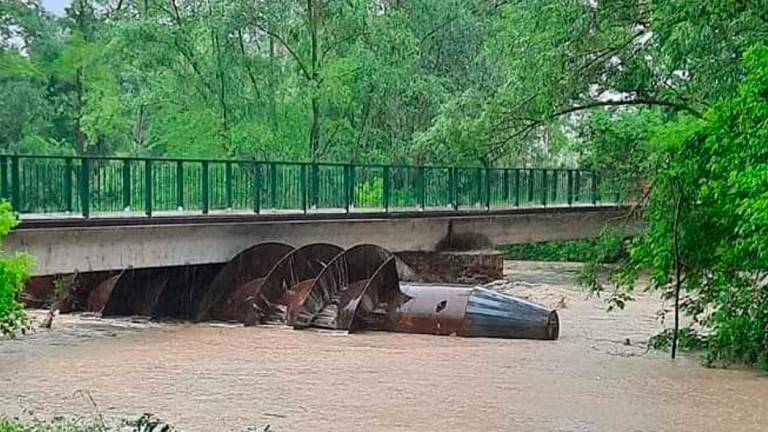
(16, 202, 605, 226)
(8, 205, 637, 276)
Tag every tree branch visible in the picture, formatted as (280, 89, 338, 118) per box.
(253, 22, 312, 82)
(554, 98, 704, 119)
(321, 30, 365, 62)
(238, 28, 262, 100)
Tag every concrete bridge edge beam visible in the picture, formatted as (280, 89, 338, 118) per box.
(7, 206, 639, 277)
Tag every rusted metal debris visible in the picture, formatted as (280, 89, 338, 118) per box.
(88, 241, 559, 340)
(95, 264, 220, 319)
(244, 243, 343, 326)
(382, 285, 559, 340)
(196, 242, 294, 322)
(87, 274, 120, 313)
(337, 256, 409, 331)
(289, 244, 399, 329)
(100, 268, 169, 317)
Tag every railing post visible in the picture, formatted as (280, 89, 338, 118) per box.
(310, 162, 318, 209)
(484, 168, 491, 210)
(349, 165, 356, 209)
(527, 168, 534, 204)
(65, 157, 73, 213)
(383, 165, 390, 212)
(475, 168, 482, 207)
(80, 157, 90, 218)
(541, 169, 548, 206)
(574, 170, 581, 203)
(225, 161, 233, 209)
(269, 162, 277, 209)
(201, 160, 209, 214)
(417, 166, 425, 210)
(567, 170, 573, 206)
(502, 169, 509, 205)
(176, 160, 184, 210)
(343, 164, 350, 213)
(551, 169, 558, 204)
(0, 155, 7, 201)
(591, 170, 599, 204)
(144, 159, 152, 217)
(253, 162, 261, 213)
(122, 159, 131, 211)
(514, 169, 520, 207)
(450, 167, 457, 210)
(301, 163, 307, 214)
(10, 155, 20, 211)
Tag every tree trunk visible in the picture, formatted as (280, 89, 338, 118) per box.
(671, 187, 683, 360)
(307, 0, 320, 160)
(268, 33, 279, 139)
(310, 95, 321, 160)
(74, 67, 86, 155)
(209, 3, 231, 154)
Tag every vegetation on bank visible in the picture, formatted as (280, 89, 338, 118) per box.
(0, 201, 32, 337)
(0, 414, 271, 432)
(0, 415, 104, 432)
(505, 234, 628, 264)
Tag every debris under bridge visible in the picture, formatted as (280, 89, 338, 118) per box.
(80, 242, 559, 340)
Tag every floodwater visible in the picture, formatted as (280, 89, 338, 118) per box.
(1, 261, 766, 431)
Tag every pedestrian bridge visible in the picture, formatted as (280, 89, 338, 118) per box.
(1, 154, 636, 276)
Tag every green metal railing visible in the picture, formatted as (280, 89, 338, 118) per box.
(0, 154, 626, 218)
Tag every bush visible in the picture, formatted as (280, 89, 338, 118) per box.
(354, 178, 384, 208)
(0, 200, 33, 337)
(0, 416, 101, 432)
(505, 233, 628, 263)
(0, 414, 272, 432)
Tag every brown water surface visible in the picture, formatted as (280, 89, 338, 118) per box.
(1, 261, 766, 431)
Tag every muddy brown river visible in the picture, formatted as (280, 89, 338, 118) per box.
(1, 261, 766, 431)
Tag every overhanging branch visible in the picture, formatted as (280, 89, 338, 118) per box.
(555, 98, 705, 119)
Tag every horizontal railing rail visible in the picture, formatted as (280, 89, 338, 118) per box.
(0, 154, 631, 218)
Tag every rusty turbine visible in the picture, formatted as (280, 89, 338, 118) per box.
(85, 243, 559, 340)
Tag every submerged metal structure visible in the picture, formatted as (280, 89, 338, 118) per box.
(197, 242, 295, 322)
(387, 285, 559, 340)
(84, 242, 560, 340)
(244, 243, 344, 326)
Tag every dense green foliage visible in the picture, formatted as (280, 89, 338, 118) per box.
(505, 236, 627, 263)
(0, 0, 513, 165)
(585, 46, 768, 368)
(0, 200, 32, 337)
(3, 1, 768, 166)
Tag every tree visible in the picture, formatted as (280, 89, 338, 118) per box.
(1, 0, 520, 164)
(0, 1, 62, 153)
(455, 0, 768, 163)
(585, 45, 768, 368)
